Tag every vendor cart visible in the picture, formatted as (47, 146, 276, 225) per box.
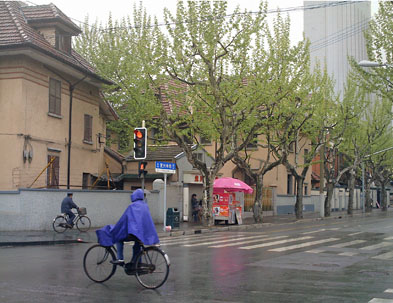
(212, 177, 253, 225)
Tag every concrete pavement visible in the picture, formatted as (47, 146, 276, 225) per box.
(0, 209, 388, 247)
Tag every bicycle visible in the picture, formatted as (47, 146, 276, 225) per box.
(52, 207, 91, 233)
(83, 238, 170, 289)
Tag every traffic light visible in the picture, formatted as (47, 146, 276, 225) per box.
(133, 127, 147, 160)
(138, 161, 148, 177)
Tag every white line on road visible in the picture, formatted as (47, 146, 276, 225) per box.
(348, 232, 363, 236)
(338, 252, 358, 257)
(372, 251, 393, 260)
(384, 236, 393, 241)
(209, 235, 288, 248)
(268, 238, 340, 252)
(360, 242, 393, 251)
(183, 234, 270, 247)
(305, 249, 325, 254)
(384, 289, 393, 293)
(302, 229, 326, 234)
(329, 240, 366, 248)
(369, 299, 393, 303)
(238, 236, 314, 250)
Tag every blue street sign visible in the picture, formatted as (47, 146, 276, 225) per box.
(155, 161, 176, 174)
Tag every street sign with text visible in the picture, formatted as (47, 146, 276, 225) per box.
(155, 161, 176, 174)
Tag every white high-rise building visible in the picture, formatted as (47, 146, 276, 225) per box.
(304, 1, 371, 97)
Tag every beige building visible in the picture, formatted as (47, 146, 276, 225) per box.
(0, 1, 117, 190)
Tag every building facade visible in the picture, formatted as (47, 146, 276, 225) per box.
(0, 1, 117, 190)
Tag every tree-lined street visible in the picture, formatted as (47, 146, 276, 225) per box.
(2, 213, 393, 302)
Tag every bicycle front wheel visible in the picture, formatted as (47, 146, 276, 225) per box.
(76, 215, 91, 232)
(83, 244, 117, 283)
(135, 246, 170, 289)
(53, 215, 67, 233)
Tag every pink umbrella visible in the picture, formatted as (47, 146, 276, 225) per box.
(213, 177, 253, 194)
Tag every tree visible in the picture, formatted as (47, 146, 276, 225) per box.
(232, 13, 312, 222)
(352, 2, 393, 102)
(142, 1, 268, 226)
(74, 7, 161, 152)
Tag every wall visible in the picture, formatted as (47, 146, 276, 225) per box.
(0, 189, 161, 231)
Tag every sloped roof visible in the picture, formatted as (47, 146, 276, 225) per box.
(126, 145, 183, 162)
(0, 1, 111, 85)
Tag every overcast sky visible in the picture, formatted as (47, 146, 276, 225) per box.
(21, 0, 378, 44)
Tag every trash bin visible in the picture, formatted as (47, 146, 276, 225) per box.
(166, 208, 180, 229)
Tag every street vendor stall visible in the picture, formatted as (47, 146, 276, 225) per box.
(213, 177, 253, 225)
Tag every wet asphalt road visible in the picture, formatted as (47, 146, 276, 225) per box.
(2, 215, 393, 302)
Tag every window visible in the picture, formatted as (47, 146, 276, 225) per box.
(82, 173, 90, 189)
(49, 78, 61, 115)
(247, 134, 258, 149)
(304, 184, 308, 196)
(200, 134, 210, 145)
(55, 33, 71, 54)
(47, 155, 59, 188)
(84, 114, 93, 143)
(289, 142, 295, 153)
(287, 174, 293, 195)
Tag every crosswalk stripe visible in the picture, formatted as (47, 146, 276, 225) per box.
(360, 242, 393, 251)
(372, 251, 393, 260)
(368, 299, 393, 303)
(329, 240, 366, 248)
(268, 238, 340, 252)
(348, 232, 363, 236)
(238, 236, 314, 250)
(183, 234, 270, 247)
(160, 234, 219, 244)
(338, 251, 358, 256)
(302, 229, 325, 234)
(209, 235, 288, 248)
(305, 249, 325, 254)
(384, 289, 393, 293)
(384, 236, 393, 241)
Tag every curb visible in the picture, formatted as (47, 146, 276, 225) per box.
(0, 238, 87, 247)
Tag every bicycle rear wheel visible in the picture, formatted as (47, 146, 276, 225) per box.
(76, 215, 91, 232)
(135, 246, 170, 289)
(53, 215, 67, 233)
(83, 244, 117, 283)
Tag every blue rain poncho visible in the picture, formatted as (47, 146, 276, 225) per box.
(96, 189, 159, 246)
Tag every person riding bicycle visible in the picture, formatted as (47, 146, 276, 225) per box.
(96, 188, 159, 266)
(61, 192, 79, 228)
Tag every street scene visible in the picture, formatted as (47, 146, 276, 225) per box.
(1, 0, 393, 302)
(2, 212, 393, 302)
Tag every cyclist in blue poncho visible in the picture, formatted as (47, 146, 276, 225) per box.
(96, 188, 159, 265)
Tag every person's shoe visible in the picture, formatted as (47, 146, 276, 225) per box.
(110, 259, 124, 265)
(65, 223, 73, 228)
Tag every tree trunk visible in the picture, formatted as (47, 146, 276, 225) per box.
(347, 169, 355, 215)
(295, 177, 304, 219)
(381, 182, 387, 211)
(202, 172, 215, 226)
(324, 182, 334, 217)
(253, 175, 263, 223)
(365, 179, 372, 213)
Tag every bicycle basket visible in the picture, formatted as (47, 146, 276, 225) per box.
(78, 207, 87, 215)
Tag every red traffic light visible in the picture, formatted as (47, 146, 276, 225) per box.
(134, 130, 143, 139)
(133, 127, 147, 160)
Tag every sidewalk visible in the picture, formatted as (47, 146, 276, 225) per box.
(0, 209, 389, 247)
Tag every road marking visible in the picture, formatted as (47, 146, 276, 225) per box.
(329, 240, 366, 248)
(183, 234, 270, 247)
(385, 289, 393, 293)
(209, 235, 288, 248)
(302, 229, 326, 234)
(238, 236, 314, 250)
(372, 251, 393, 260)
(160, 234, 220, 244)
(384, 236, 393, 241)
(268, 238, 340, 252)
(338, 251, 358, 256)
(360, 242, 393, 251)
(369, 299, 393, 303)
(305, 249, 325, 254)
(348, 232, 363, 236)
